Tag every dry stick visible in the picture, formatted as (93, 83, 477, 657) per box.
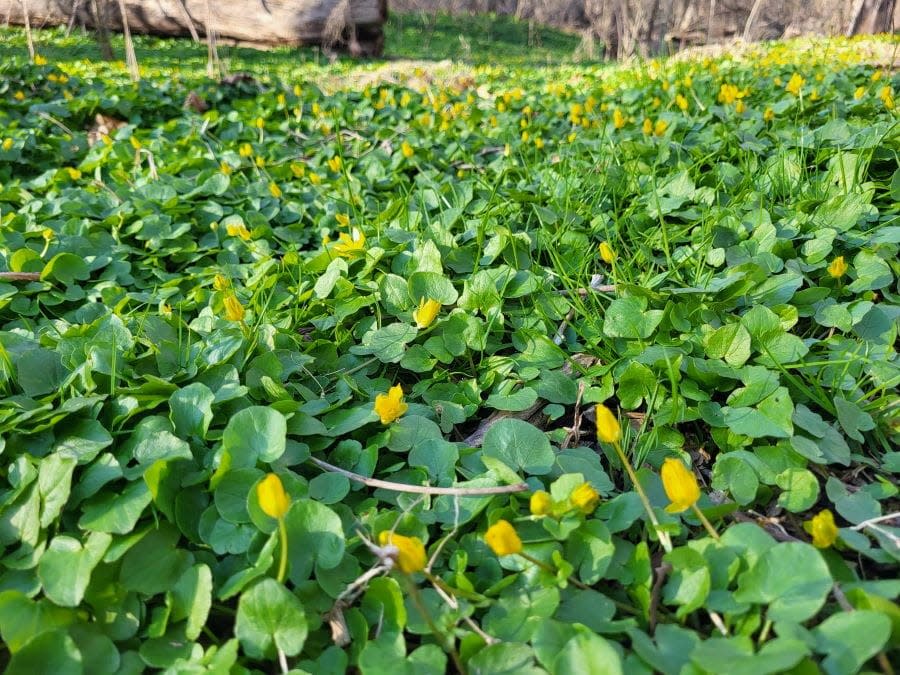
(308, 457, 528, 496)
(115, 0, 139, 82)
(20, 0, 35, 59)
(0, 272, 41, 281)
(648, 562, 672, 634)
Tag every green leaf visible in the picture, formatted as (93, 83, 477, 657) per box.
(6, 630, 82, 675)
(734, 542, 832, 623)
(847, 250, 892, 292)
(78, 480, 152, 534)
(704, 323, 752, 367)
(408, 271, 459, 304)
(833, 397, 875, 443)
(169, 382, 215, 439)
(485, 386, 538, 411)
(351, 323, 418, 363)
(482, 418, 554, 476)
(813, 610, 891, 675)
(552, 632, 623, 675)
(284, 499, 346, 583)
(40, 253, 90, 285)
(37, 532, 111, 607)
(221, 406, 287, 466)
(775, 468, 820, 513)
(722, 387, 793, 439)
(663, 547, 711, 618)
(168, 564, 213, 641)
(603, 298, 664, 339)
(119, 525, 194, 596)
(235, 579, 308, 659)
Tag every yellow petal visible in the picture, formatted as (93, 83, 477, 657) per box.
(661, 457, 700, 514)
(595, 404, 621, 444)
(484, 520, 522, 556)
(257, 473, 290, 519)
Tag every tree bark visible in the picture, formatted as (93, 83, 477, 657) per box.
(846, 0, 896, 35)
(1, 0, 386, 53)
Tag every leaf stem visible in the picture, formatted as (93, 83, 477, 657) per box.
(277, 517, 289, 583)
(691, 503, 721, 541)
(612, 440, 673, 553)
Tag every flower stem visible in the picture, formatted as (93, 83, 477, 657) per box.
(612, 440, 673, 553)
(691, 503, 720, 541)
(276, 518, 289, 583)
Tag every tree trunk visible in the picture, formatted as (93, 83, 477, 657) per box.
(1, 0, 386, 54)
(846, 0, 896, 35)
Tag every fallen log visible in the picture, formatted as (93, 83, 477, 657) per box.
(1, 0, 387, 55)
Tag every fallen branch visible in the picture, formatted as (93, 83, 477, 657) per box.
(0, 272, 41, 281)
(308, 456, 528, 495)
(648, 562, 671, 634)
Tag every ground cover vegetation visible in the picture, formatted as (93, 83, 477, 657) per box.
(0, 23, 898, 675)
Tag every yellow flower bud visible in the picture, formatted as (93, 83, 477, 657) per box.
(66, 167, 82, 180)
(401, 141, 414, 158)
(786, 73, 804, 96)
(413, 298, 441, 329)
(654, 119, 668, 136)
(827, 256, 848, 279)
(374, 384, 407, 424)
(595, 404, 621, 444)
(570, 482, 600, 514)
(290, 162, 305, 178)
(530, 490, 553, 516)
(213, 274, 229, 291)
(804, 509, 838, 549)
(130, 136, 142, 150)
(1, 138, 12, 151)
(335, 213, 350, 227)
(239, 143, 253, 157)
(257, 473, 290, 519)
(327, 156, 342, 172)
(378, 531, 426, 573)
(484, 519, 522, 557)
(268, 182, 282, 199)
(223, 294, 245, 322)
(661, 457, 701, 514)
(226, 222, 251, 241)
(642, 118, 653, 135)
(599, 242, 616, 264)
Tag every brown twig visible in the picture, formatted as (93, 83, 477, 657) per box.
(0, 272, 41, 281)
(649, 562, 672, 634)
(308, 456, 528, 495)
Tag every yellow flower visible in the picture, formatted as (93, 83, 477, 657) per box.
(213, 274, 229, 291)
(570, 483, 600, 513)
(66, 167, 82, 180)
(413, 298, 441, 329)
(378, 531, 426, 574)
(872, 70, 883, 82)
(521, 130, 530, 143)
(827, 256, 848, 279)
(335, 213, 350, 227)
(268, 182, 282, 199)
(257, 473, 291, 519)
(290, 162, 305, 178)
(239, 143, 253, 157)
(129, 136, 142, 150)
(854, 86, 866, 100)
(1, 138, 12, 151)
(534, 137, 544, 149)
(642, 118, 653, 135)
(879, 86, 894, 110)
(763, 107, 775, 122)
(293, 84, 302, 96)
(484, 520, 522, 556)
(401, 141, 414, 158)
(661, 457, 701, 514)
(276, 93, 286, 106)
(804, 509, 839, 549)
(14, 91, 25, 101)
(223, 294, 245, 322)
(675, 94, 689, 111)
(220, 162, 233, 176)
(226, 222, 251, 241)
(254, 117, 265, 129)
(327, 156, 342, 172)
(786, 73, 804, 96)
(654, 119, 668, 136)
(374, 384, 408, 424)
(718, 83, 740, 105)
(530, 490, 553, 516)
(595, 404, 621, 444)
(255, 156, 266, 168)
(41, 228, 54, 241)
(309, 172, 322, 185)
(683, 74, 693, 87)
(599, 241, 616, 264)
(33, 54, 48, 66)
(333, 228, 366, 257)
(735, 100, 746, 114)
